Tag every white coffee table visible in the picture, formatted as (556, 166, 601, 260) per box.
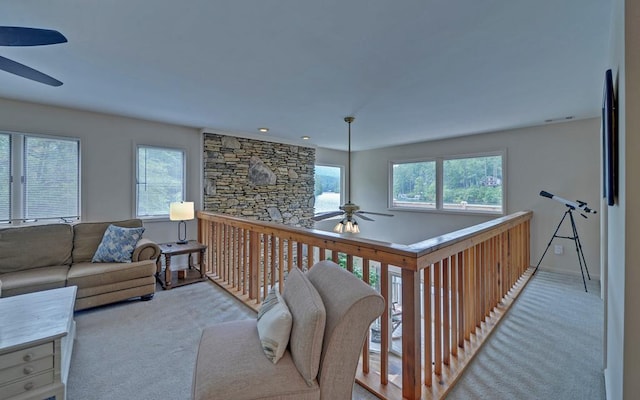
(0, 286, 77, 400)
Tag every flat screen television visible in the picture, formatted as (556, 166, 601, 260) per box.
(603, 69, 617, 206)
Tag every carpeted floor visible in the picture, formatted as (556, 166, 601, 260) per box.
(67, 269, 603, 400)
(447, 269, 604, 400)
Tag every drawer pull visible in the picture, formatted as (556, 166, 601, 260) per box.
(24, 381, 34, 391)
(23, 353, 34, 362)
(23, 366, 35, 375)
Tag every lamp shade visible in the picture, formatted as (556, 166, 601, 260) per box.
(169, 201, 194, 221)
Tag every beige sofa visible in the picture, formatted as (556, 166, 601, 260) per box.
(0, 219, 160, 310)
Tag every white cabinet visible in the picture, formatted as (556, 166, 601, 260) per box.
(0, 287, 76, 400)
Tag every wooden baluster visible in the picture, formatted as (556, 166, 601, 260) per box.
(296, 242, 303, 269)
(475, 244, 482, 328)
(402, 266, 422, 400)
(287, 239, 293, 273)
(263, 234, 269, 299)
(216, 223, 222, 278)
(231, 227, 237, 289)
(332, 250, 339, 263)
(307, 245, 314, 270)
(361, 259, 370, 374)
(278, 237, 284, 293)
(450, 254, 458, 357)
(457, 252, 465, 348)
(380, 263, 389, 385)
(442, 257, 450, 366)
(271, 235, 277, 289)
(346, 254, 354, 273)
(423, 265, 432, 387)
(434, 260, 442, 376)
(249, 231, 259, 302)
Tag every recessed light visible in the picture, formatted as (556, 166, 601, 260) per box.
(258, 127, 269, 133)
(301, 135, 310, 140)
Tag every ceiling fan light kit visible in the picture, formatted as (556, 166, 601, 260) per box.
(314, 116, 393, 234)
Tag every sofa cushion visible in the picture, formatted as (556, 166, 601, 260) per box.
(92, 225, 145, 263)
(72, 219, 142, 263)
(0, 265, 69, 298)
(257, 287, 292, 364)
(67, 260, 156, 289)
(0, 224, 72, 274)
(282, 267, 326, 386)
(193, 319, 320, 400)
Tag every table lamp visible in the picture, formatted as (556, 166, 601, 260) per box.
(169, 201, 194, 244)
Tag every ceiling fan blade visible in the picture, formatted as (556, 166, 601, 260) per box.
(312, 210, 344, 221)
(357, 210, 394, 217)
(0, 27, 67, 46)
(353, 213, 375, 221)
(0, 55, 63, 86)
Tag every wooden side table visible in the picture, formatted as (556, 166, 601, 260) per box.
(156, 240, 207, 290)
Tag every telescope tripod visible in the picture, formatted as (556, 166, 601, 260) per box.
(534, 207, 591, 292)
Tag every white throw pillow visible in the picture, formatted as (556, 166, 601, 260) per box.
(256, 287, 292, 364)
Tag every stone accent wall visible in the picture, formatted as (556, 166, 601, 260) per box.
(203, 133, 316, 228)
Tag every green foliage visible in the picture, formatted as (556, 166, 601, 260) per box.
(393, 155, 502, 207)
(337, 253, 379, 287)
(392, 161, 436, 202)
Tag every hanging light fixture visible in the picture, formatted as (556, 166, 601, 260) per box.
(315, 116, 393, 234)
(333, 116, 360, 234)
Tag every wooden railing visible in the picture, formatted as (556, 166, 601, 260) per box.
(197, 210, 533, 400)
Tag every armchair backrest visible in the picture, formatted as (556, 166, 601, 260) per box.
(306, 261, 385, 400)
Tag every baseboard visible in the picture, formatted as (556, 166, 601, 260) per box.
(535, 265, 600, 282)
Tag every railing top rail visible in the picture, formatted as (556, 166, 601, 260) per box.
(405, 210, 532, 256)
(197, 210, 532, 270)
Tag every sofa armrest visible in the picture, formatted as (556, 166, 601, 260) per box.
(132, 238, 161, 262)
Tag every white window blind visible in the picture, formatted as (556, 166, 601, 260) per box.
(0, 134, 10, 222)
(23, 136, 80, 219)
(136, 146, 185, 218)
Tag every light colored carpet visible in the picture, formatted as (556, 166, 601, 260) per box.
(447, 269, 604, 400)
(67, 269, 603, 400)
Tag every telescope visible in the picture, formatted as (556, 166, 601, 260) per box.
(539, 190, 597, 216)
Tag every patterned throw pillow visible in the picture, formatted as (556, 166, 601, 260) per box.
(92, 225, 145, 263)
(256, 287, 292, 364)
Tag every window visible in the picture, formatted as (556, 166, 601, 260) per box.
(314, 165, 342, 213)
(389, 152, 505, 214)
(390, 160, 436, 209)
(0, 134, 10, 222)
(443, 155, 503, 212)
(1, 132, 80, 223)
(136, 145, 185, 218)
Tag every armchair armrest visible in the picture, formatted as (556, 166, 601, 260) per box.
(132, 238, 161, 262)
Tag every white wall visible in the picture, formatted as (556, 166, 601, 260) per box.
(604, 0, 640, 398)
(0, 98, 202, 244)
(337, 118, 602, 278)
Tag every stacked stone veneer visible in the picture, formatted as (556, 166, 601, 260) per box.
(203, 133, 316, 228)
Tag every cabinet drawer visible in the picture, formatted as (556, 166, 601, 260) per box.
(0, 356, 53, 385)
(0, 342, 53, 368)
(0, 370, 54, 400)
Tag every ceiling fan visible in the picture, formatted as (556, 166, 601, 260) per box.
(0, 26, 67, 86)
(313, 116, 393, 233)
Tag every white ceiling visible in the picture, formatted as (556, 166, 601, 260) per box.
(0, 0, 611, 151)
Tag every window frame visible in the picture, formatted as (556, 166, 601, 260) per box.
(388, 150, 506, 216)
(313, 163, 344, 215)
(134, 144, 187, 220)
(1, 131, 81, 225)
